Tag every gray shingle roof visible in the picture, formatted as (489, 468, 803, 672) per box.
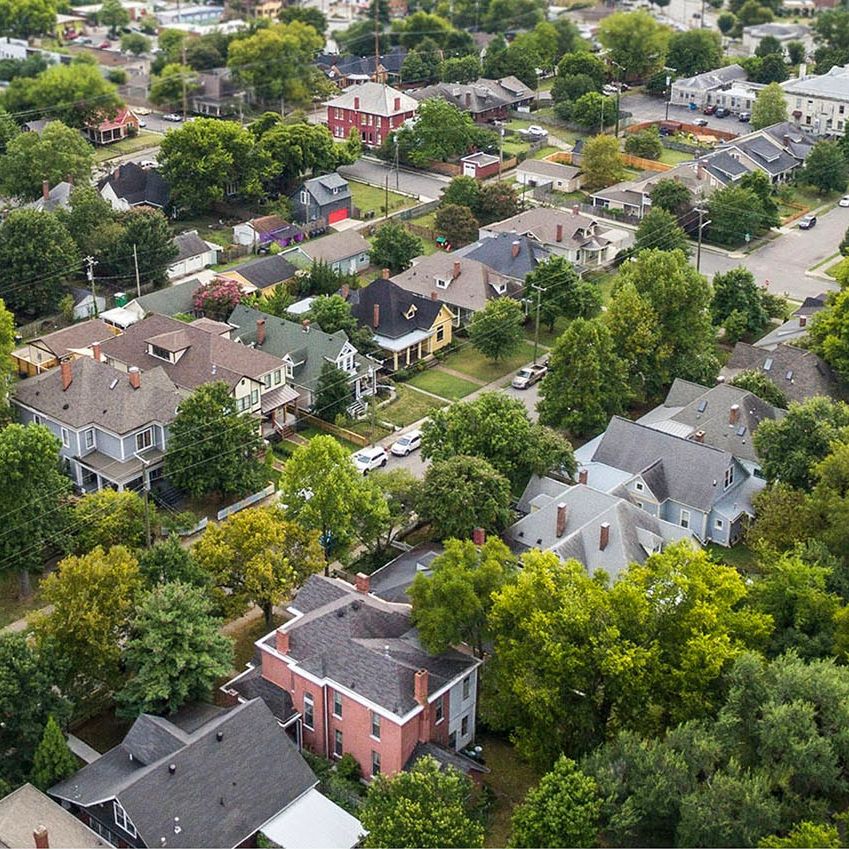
(277, 575, 477, 716)
(131, 278, 202, 317)
(368, 544, 444, 604)
(462, 232, 550, 280)
(172, 231, 214, 263)
(590, 416, 739, 513)
(300, 230, 370, 265)
(98, 162, 170, 208)
(487, 207, 613, 252)
(26, 319, 116, 359)
(325, 82, 418, 116)
(50, 700, 317, 849)
(506, 480, 693, 580)
(409, 82, 511, 114)
(349, 277, 445, 340)
(674, 63, 746, 91)
(723, 342, 844, 404)
(300, 173, 351, 208)
(229, 255, 298, 289)
(13, 357, 185, 433)
(99, 313, 283, 391)
(224, 666, 296, 724)
(516, 159, 581, 181)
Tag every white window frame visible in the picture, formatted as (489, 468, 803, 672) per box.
(334, 729, 343, 758)
(371, 711, 380, 740)
(135, 428, 153, 452)
(461, 714, 469, 737)
(680, 509, 691, 530)
(273, 369, 282, 386)
(113, 801, 137, 838)
(84, 428, 95, 450)
(333, 690, 343, 719)
(462, 675, 471, 701)
(635, 481, 644, 492)
(435, 696, 444, 724)
(250, 389, 259, 407)
(33, 414, 42, 425)
(303, 693, 314, 730)
(60, 427, 70, 448)
(715, 518, 724, 530)
(371, 749, 381, 775)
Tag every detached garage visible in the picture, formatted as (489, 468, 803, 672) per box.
(461, 151, 501, 180)
(291, 173, 353, 225)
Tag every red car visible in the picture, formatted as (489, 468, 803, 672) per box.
(98, 40, 111, 48)
(703, 104, 717, 115)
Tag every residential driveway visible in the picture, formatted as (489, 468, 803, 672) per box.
(622, 93, 744, 135)
(339, 158, 450, 201)
(696, 203, 849, 301)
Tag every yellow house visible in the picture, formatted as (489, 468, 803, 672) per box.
(348, 276, 453, 372)
(11, 319, 118, 379)
(254, 0, 283, 18)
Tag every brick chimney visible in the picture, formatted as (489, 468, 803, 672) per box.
(465, 91, 471, 107)
(799, 314, 807, 328)
(572, 204, 580, 216)
(452, 260, 461, 279)
(275, 628, 290, 654)
(355, 572, 370, 593)
(91, 341, 101, 363)
(373, 303, 380, 329)
(729, 404, 740, 425)
(555, 223, 563, 243)
(599, 522, 610, 551)
(414, 668, 429, 706)
(694, 430, 705, 443)
(511, 240, 521, 258)
(60, 358, 72, 391)
(382, 267, 390, 279)
(354, 95, 360, 110)
(42, 180, 49, 201)
(578, 468, 588, 485)
(129, 366, 141, 390)
(556, 502, 568, 537)
(302, 319, 311, 333)
(33, 827, 49, 849)
(256, 318, 266, 346)
(430, 291, 438, 300)
(472, 527, 485, 545)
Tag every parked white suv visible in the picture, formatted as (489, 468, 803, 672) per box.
(352, 445, 389, 474)
(390, 430, 422, 456)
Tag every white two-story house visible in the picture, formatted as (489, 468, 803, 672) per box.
(98, 313, 299, 436)
(13, 355, 185, 492)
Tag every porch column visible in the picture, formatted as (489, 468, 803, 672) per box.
(393, 351, 399, 371)
(406, 346, 411, 366)
(417, 340, 422, 359)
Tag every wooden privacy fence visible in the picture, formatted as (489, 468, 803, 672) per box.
(298, 412, 370, 447)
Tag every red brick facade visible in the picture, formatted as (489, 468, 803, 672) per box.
(326, 98, 416, 147)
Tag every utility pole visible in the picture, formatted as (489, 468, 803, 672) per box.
(695, 205, 711, 272)
(374, 0, 381, 84)
(384, 169, 389, 217)
(133, 243, 141, 298)
(498, 125, 504, 180)
(181, 26, 188, 120)
(531, 283, 545, 365)
(613, 60, 623, 138)
(85, 255, 98, 316)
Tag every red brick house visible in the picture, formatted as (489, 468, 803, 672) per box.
(325, 82, 418, 147)
(224, 574, 482, 780)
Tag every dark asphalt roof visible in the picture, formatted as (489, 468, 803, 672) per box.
(230, 255, 298, 289)
(349, 278, 445, 341)
(98, 162, 170, 208)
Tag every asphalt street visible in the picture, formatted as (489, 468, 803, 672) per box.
(338, 159, 451, 201)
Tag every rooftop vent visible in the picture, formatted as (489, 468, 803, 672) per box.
(696, 400, 707, 413)
(169, 764, 176, 775)
(216, 730, 224, 742)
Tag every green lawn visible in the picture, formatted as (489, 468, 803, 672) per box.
(172, 217, 232, 247)
(524, 315, 570, 348)
(407, 368, 480, 400)
(0, 569, 45, 629)
(787, 185, 842, 209)
(584, 269, 618, 305)
(707, 542, 759, 574)
(502, 138, 530, 158)
(93, 130, 160, 162)
(479, 731, 540, 848)
(530, 145, 560, 160)
(298, 424, 361, 452)
(439, 340, 538, 383)
(346, 417, 393, 442)
(381, 384, 446, 427)
(349, 181, 417, 217)
(659, 146, 694, 165)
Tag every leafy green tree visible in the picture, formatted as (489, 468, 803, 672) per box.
(158, 118, 267, 213)
(806, 441, 849, 567)
(754, 397, 849, 489)
(100, 207, 178, 288)
(469, 297, 524, 362)
(615, 248, 719, 385)
(748, 483, 815, 551)
(34, 546, 143, 695)
(718, 11, 737, 34)
(604, 281, 670, 402)
(730, 369, 788, 407)
(279, 4, 326, 31)
(441, 175, 480, 210)
(254, 119, 339, 188)
(552, 73, 598, 108)
(228, 22, 323, 106)
(755, 34, 783, 57)
(624, 127, 663, 160)
(279, 435, 372, 557)
(419, 455, 512, 540)
(0, 423, 72, 598)
(712, 266, 770, 336)
(407, 98, 481, 166)
(482, 40, 538, 87)
(0, 296, 16, 409)
(118, 581, 233, 716)
(802, 141, 849, 193)
(650, 178, 692, 216)
(511, 757, 601, 849)
(435, 203, 479, 247)
(138, 535, 210, 588)
(539, 318, 629, 436)
(597, 10, 670, 79)
(476, 181, 519, 225)
(760, 822, 841, 848)
(0, 634, 71, 788)
(785, 41, 807, 66)
(0, 0, 55, 37)
(99, 0, 129, 34)
(738, 0, 774, 25)
(739, 170, 781, 228)
(752, 81, 789, 129)
(707, 184, 767, 247)
(581, 134, 624, 191)
(361, 755, 484, 848)
(440, 55, 481, 83)
(666, 29, 722, 76)
(314, 362, 353, 423)
(3, 62, 121, 128)
(149, 62, 199, 108)
(525, 256, 601, 332)
(409, 537, 515, 657)
(569, 92, 617, 131)
(422, 391, 575, 487)
(30, 715, 77, 791)
(370, 222, 423, 273)
(352, 468, 418, 557)
(120, 32, 150, 55)
(634, 207, 689, 254)
(165, 382, 265, 499)
(809, 288, 849, 380)
(0, 121, 94, 200)
(71, 489, 154, 554)
(758, 53, 790, 84)
(309, 293, 358, 336)
(58, 185, 116, 256)
(0, 106, 19, 155)
(0, 209, 79, 315)
(401, 45, 441, 84)
(554, 52, 605, 93)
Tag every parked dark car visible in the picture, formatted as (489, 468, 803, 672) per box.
(703, 104, 717, 115)
(715, 107, 729, 118)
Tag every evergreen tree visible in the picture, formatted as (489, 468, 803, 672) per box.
(30, 716, 77, 791)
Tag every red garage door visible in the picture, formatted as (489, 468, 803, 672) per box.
(328, 208, 349, 224)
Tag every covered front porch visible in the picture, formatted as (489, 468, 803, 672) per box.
(75, 448, 165, 494)
(374, 328, 436, 372)
(261, 384, 301, 439)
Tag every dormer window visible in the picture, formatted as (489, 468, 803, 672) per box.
(300, 190, 309, 204)
(724, 465, 734, 489)
(404, 304, 417, 319)
(149, 344, 171, 362)
(113, 801, 137, 838)
(435, 277, 450, 289)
